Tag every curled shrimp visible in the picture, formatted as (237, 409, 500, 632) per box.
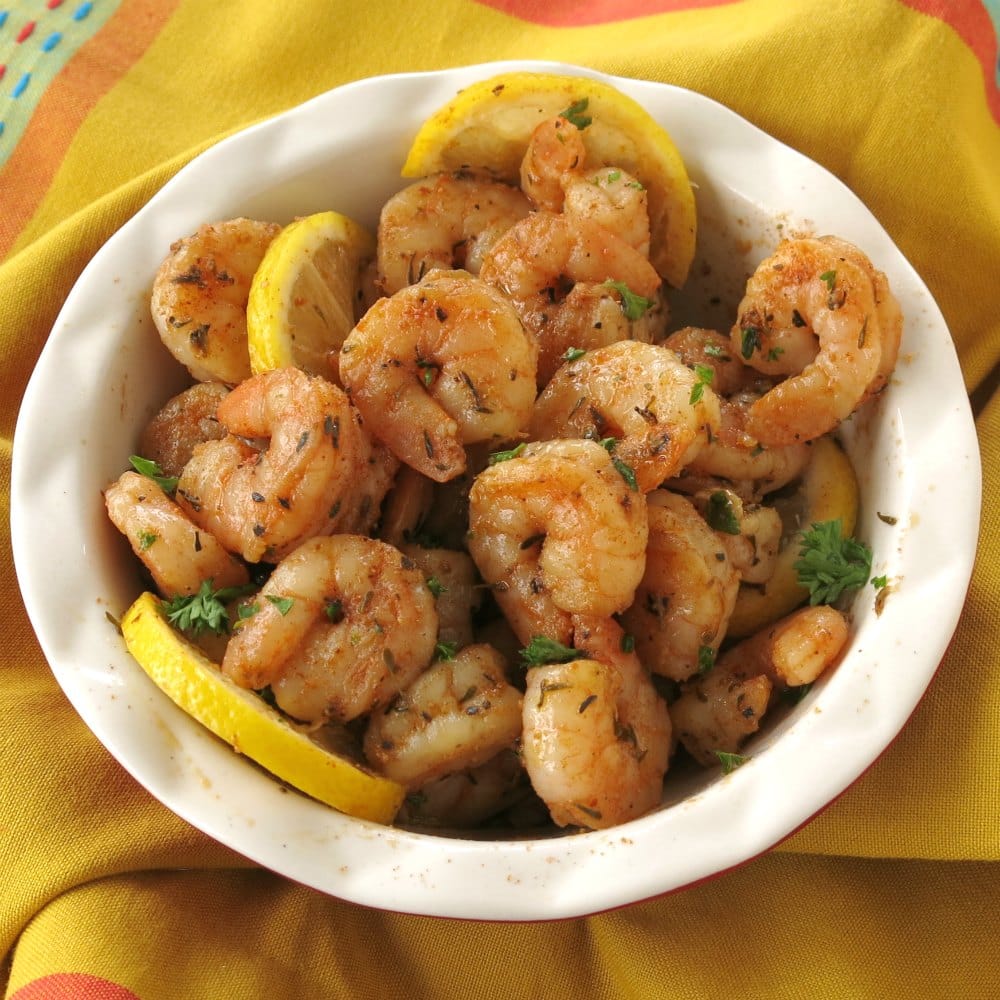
(222, 535, 438, 723)
(468, 438, 648, 646)
(530, 340, 722, 492)
(619, 490, 739, 682)
(478, 211, 663, 385)
(377, 172, 531, 295)
(519, 115, 587, 211)
(363, 644, 523, 790)
(151, 218, 281, 385)
(104, 471, 249, 598)
(176, 367, 396, 563)
(521, 618, 671, 830)
(398, 544, 483, 648)
(691, 488, 783, 586)
(137, 381, 230, 480)
(339, 269, 538, 483)
(732, 236, 902, 445)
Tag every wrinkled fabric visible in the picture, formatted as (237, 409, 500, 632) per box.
(2, 1, 997, 996)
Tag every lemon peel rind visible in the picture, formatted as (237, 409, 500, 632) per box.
(121, 592, 405, 824)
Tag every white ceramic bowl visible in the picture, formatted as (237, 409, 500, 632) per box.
(12, 61, 981, 920)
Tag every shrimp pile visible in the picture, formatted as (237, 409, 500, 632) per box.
(106, 92, 901, 835)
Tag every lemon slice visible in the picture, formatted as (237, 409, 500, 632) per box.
(247, 211, 376, 382)
(121, 592, 405, 824)
(727, 436, 860, 639)
(401, 71, 696, 288)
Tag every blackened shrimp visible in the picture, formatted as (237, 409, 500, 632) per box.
(377, 172, 531, 295)
(222, 535, 438, 723)
(467, 439, 648, 647)
(733, 236, 902, 445)
(530, 340, 721, 492)
(150, 218, 281, 384)
(339, 269, 538, 483)
(176, 367, 395, 563)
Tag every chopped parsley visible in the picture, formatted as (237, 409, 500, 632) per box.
(426, 576, 446, 598)
(705, 491, 740, 535)
(871, 575, 888, 590)
(562, 347, 587, 362)
(161, 579, 256, 636)
(715, 750, 748, 775)
(603, 279, 655, 320)
(794, 519, 873, 605)
(520, 636, 579, 666)
(435, 641, 458, 661)
(129, 455, 178, 494)
(559, 97, 592, 129)
(266, 594, 295, 616)
(488, 442, 527, 465)
(740, 326, 762, 360)
(689, 363, 714, 405)
(138, 530, 158, 551)
(697, 645, 716, 675)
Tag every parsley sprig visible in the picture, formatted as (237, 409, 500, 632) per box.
(130, 455, 178, 494)
(794, 519, 872, 605)
(161, 579, 257, 636)
(520, 636, 579, 667)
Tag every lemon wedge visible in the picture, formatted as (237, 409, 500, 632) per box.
(246, 210, 376, 382)
(121, 592, 405, 824)
(401, 71, 697, 288)
(727, 436, 860, 639)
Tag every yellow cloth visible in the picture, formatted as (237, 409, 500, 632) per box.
(2, 0, 998, 996)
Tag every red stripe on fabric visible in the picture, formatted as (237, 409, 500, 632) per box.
(0, 0, 181, 260)
(473, 0, 739, 27)
(898, 0, 1000, 121)
(16, 21, 37, 43)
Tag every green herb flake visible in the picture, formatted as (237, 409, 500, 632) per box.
(435, 641, 458, 661)
(520, 636, 578, 666)
(612, 458, 639, 492)
(559, 97, 592, 129)
(161, 579, 256, 636)
(716, 750, 748, 775)
(488, 442, 527, 465)
(129, 455, 179, 494)
(794, 519, 873, 605)
(697, 645, 716, 675)
(138, 530, 158, 551)
(689, 363, 714, 405)
(426, 576, 446, 598)
(819, 270, 837, 292)
(740, 326, 762, 360)
(324, 599, 344, 623)
(620, 633, 636, 654)
(266, 594, 295, 616)
(603, 279, 655, 321)
(562, 347, 586, 362)
(705, 490, 741, 535)
(703, 343, 726, 358)
(871, 575, 888, 590)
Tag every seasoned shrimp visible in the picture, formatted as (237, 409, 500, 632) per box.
(690, 488, 783, 586)
(479, 211, 663, 385)
(521, 618, 671, 830)
(530, 340, 722, 492)
(363, 644, 523, 790)
(151, 218, 281, 385)
(399, 544, 482, 648)
(377, 172, 531, 295)
(222, 535, 438, 723)
(519, 115, 588, 212)
(138, 381, 230, 480)
(662, 327, 761, 399)
(619, 490, 739, 682)
(176, 367, 395, 563)
(104, 471, 249, 598)
(732, 236, 903, 445)
(395, 748, 530, 829)
(339, 268, 538, 483)
(468, 438, 648, 646)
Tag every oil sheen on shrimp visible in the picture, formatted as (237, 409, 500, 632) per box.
(619, 490, 739, 682)
(363, 644, 523, 791)
(377, 172, 531, 295)
(521, 618, 671, 830)
(104, 471, 249, 598)
(530, 340, 722, 493)
(222, 535, 438, 723)
(151, 218, 281, 384)
(478, 211, 663, 385)
(467, 438, 648, 647)
(176, 367, 396, 563)
(339, 268, 538, 483)
(733, 236, 903, 445)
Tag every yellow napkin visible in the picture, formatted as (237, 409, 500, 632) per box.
(2, 0, 998, 997)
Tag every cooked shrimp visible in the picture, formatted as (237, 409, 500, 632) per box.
(479, 211, 663, 384)
(690, 488, 783, 586)
(377, 172, 531, 295)
(339, 269, 538, 483)
(151, 218, 281, 384)
(222, 535, 438, 723)
(363, 644, 523, 790)
(662, 327, 762, 398)
(377, 465, 436, 548)
(176, 367, 395, 563)
(104, 471, 249, 598)
(467, 438, 648, 647)
(521, 618, 671, 830)
(138, 382, 230, 479)
(399, 544, 482, 648)
(530, 340, 722, 492)
(619, 490, 739, 682)
(519, 115, 588, 212)
(725, 604, 849, 689)
(395, 748, 530, 829)
(669, 663, 773, 767)
(732, 236, 903, 445)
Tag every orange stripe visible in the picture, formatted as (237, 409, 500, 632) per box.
(0, 0, 180, 261)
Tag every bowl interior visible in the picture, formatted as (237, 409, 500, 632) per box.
(11, 61, 980, 920)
